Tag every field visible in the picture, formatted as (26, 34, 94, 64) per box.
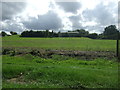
(2, 35, 116, 51)
(2, 55, 118, 88)
(1, 35, 119, 88)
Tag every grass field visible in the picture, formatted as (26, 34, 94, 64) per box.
(2, 55, 118, 88)
(1, 35, 119, 88)
(2, 35, 116, 51)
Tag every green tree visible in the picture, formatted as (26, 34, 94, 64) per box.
(58, 31, 61, 37)
(45, 30, 49, 37)
(103, 25, 118, 39)
(1, 31, 7, 37)
(75, 29, 89, 37)
(10, 31, 17, 35)
(88, 33, 98, 39)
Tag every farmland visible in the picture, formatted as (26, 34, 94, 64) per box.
(1, 35, 119, 88)
(2, 35, 116, 51)
(2, 55, 118, 88)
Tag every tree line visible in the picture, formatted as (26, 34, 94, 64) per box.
(1, 25, 120, 40)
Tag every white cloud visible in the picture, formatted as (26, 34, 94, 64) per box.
(82, 1, 117, 33)
(1, 20, 25, 33)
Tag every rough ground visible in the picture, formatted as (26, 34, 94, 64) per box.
(2, 47, 116, 60)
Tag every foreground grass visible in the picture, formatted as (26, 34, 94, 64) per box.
(2, 55, 118, 88)
(2, 35, 116, 51)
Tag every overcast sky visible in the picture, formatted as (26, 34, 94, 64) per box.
(0, 0, 119, 34)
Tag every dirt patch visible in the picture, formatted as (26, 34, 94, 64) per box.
(6, 75, 26, 84)
(2, 47, 116, 59)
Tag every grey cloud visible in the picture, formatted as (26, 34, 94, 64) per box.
(1, 20, 25, 33)
(84, 25, 105, 34)
(118, 2, 120, 30)
(69, 14, 105, 33)
(22, 11, 63, 30)
(69, 15, 83, 29)
(1, 2, 26, 21)
(56, 2, 81, 13)
(83, 2, 117, 26)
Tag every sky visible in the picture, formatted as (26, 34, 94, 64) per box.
(0, 0, 119, 34)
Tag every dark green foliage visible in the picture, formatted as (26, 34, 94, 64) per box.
(20, 29, 88, 38)
(45, 30, 49, 37)
(0, 31, 7, 37)
(103, 25, 119, 40)
(2, 49, 16, 56)
(20, 30, 57, 37)
(10, 31, 17, 35)
(75, 29, 89, 37)
(20, 25, 119, 39)
(104, 25, 118, 35)
(30, 50, 40, 56)
(88, 33, 98, 39)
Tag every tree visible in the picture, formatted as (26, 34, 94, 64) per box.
(51, 30, 54, 37)
(45, 30, 49, 37)
(75, 29, 89, 37)
(88, 33, 98, 39)
(1, 31, 7, 37)
(10, 31, 17, 35)
(58, 31, 61, 37)
(98, 33, 104, 39)
(103, 25, 118, 39)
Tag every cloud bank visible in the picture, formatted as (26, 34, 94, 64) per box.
(1, 0, 118, 34)
(22, 11, 63, 30)
(1, 2, 26, 21)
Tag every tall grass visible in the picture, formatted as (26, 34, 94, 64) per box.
(2, 55, 118, 88)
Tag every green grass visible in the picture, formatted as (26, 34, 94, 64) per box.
(2, 35, 116, 51)
(2, 35, 119, 88)
(2, 55, 118, 88)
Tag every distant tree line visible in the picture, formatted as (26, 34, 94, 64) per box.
(1, 25, 120, 40)
(20, 30, 58, 37)
(20, 29, 98, 38)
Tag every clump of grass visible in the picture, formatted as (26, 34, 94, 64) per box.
(3, 65, 33, 79)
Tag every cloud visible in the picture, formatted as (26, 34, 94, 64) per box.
(22, 11, 63, 30)
(69, 15, 83, 29)
(1, 1, 117, 34)
(84, 25, 105, 33)
(81, 2, 117, 33)
(1, 20, 25, 33)
(1, 2, 26, 21)
(82, 2, 117, 26)
(56, 2, 81, 13)
(118, 2, 120, 30)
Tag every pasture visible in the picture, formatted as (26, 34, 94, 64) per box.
(2, 35, 116, 51)
(1, 35, 119, 88)
(2, 55, 118, 88)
